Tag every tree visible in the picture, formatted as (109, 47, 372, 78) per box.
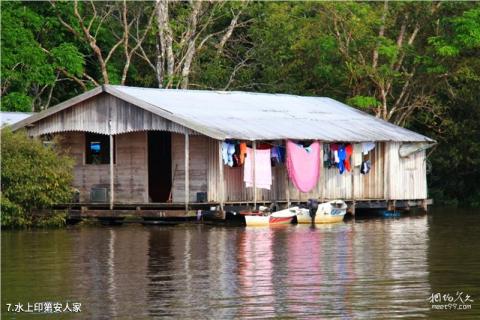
(139, 0, 249, 88)
(1, 129, 75, 227)
(1, 1, 85, 111)
(49, 0, 158, 86)
(419, 7, 480, 206)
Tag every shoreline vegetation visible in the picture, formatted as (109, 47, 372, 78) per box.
(1, 129, 74, 228)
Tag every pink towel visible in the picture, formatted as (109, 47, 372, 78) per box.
(244, 147, 272, 190)
(286, 140, 320, 193)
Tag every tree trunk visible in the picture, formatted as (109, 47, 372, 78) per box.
(180, 1, 202, 89)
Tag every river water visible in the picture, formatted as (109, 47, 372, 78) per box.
(2, 208, 479, 319)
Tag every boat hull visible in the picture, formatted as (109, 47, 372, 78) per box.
(297, 200, 347, 224)
(296, 213, 345, 224)
(244, 215, 294, 227)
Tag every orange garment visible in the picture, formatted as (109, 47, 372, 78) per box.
(345, 144, 353, 171)
(239, 142, 247, 165)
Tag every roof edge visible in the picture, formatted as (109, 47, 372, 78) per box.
(10, 84, 227, 140)
(103, 85, 226, 139)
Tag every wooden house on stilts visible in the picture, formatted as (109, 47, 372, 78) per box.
(12, 85, 434, 219)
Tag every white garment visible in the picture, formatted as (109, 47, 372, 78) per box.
(362, 142, 375, 155)
(333, 150, 339, 163)
(243, 147, 272, 190)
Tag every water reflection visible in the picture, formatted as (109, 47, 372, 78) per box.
(237, 227, 275, 318)
(3, 211, 479, 319)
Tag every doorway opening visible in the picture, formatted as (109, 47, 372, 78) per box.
(148, 131, 172, 202)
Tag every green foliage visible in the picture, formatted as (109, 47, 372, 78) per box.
(347, 96, 381, 110)
(1, 2, 54, 109)
(452, 8, 480, 49)
(1, 92, 33, 112)
(51, 43, 84, 77)
(34, 211, 68, 228)
(1, 129, 74, 228)
(1, 1, 85, 111)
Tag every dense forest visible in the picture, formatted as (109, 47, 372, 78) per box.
(1, 1, 479, 206)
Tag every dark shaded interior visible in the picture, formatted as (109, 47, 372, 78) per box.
(148, 131, 172, 202)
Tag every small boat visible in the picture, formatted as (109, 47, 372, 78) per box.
(381, 210, 401, 218)
(296, 200, 347, 224)
(243, 207, 296, 227)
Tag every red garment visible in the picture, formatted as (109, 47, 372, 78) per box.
(256, 143, 272, 150)
(345, 144, 353, 171)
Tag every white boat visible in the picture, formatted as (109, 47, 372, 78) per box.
(296, 200, 347, 224)
(244, 207, 297, 227)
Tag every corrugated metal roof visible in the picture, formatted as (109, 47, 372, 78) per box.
(1, 112, 34, 127)
(107, 85, 433, 142)
(12, 85, 434, 142)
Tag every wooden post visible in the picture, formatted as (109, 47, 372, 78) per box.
(387, 200, 395, 211)
(252, 141, 257, 209)
(351, 169, 355, 201)
(286, 177, 291, 207)
(185, 133, 189, 214)
(421, 199, 428, 212)
(109, 120, 114, 210)
(218, 140, 225, 216)
(284, 143, 291, 207)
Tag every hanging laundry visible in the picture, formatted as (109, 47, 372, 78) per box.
(279, 145, 286, 162)
(330, 144, 340, 164)
(238, 142, 247, 165)
(286, 140, 320, 193)
(227, 143, 236, 167)
(323, 144, 331, 168)
(353, 143, 362, 167)
(244, 147, 272, 190)
(362, 142, 375, 155)
(232, 144, 240, 167)
(222, 142, 230, 165)
(338, 145, 346, 174)
(345, 144, 353, 172)
(271, 146, 281, 164)
(360, 160, 371, 174)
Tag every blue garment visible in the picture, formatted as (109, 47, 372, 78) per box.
(271, 146, 285, 164)
(338, 146, 346, 174)
(222, 142, 229, 165)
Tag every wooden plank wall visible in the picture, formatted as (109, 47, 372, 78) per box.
(115, 132, 149, 202)
(171, 133, 208, 202)
(59, 131, 148, 203)
(28, 93, 196, 136)
(323, 142, 385, 200)
(60, 132, 426, 204)
(206, 139, 220, 202)
(205, 140, 390, 202)
(385, 142, 427, 200)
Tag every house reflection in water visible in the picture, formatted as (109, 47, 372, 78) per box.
(237, 227, 276, 317)
(63, 216, 429, 318)
(284, 224, 356, 318)
(69, 227, 150, 318)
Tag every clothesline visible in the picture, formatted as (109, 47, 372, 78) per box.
(225, 140, 374, 149)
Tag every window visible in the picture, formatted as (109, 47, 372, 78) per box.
(85, 133, 114, 164)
